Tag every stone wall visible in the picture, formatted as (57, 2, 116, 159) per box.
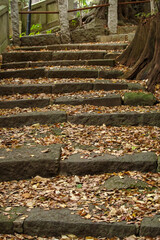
(0, 1, 9, 53)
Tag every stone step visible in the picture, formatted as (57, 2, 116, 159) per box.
(0, 144, 158, 181)
(0, 98, 50, 109)
(1, 59, 115, 70)
(0, 91, 157, 109)
(15, 42, 128, 51)
(0, 111, 160, 128)
(0, 82, 143, 96)
(2, 51, 110, 63)
(2, 51, 121, 64)
(0, 94, 122, 109)
(0, 111, 67, 128)
(68, 112, 160, 127)
(54, 94, 122, 107)
(96, 33, 135, 43)
(0, 68, 123, 79)
(0, 206, 159, 238)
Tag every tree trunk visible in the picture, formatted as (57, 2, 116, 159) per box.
(118, 13, 160, 92)
(147, 14, 160, 92)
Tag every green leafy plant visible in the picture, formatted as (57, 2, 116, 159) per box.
(30, 24, 42, 35)
(46, 29, 52, 34)
(71, 19, 77, 26)
(135, 12, 151, 19)
(19, 32, 26, 38)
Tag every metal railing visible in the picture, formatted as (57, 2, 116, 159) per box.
(19, 0, 150, 15)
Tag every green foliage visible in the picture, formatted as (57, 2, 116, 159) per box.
(19, 32, 26, 38)
(46, 29, 52, 34)
(135, 12, 151, 19)
(30, 24, 42, 34)
(71, 19, 78, 26)
(19, 24, 42, 37)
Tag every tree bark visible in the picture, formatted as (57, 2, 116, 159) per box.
(118, 13, 160, 92)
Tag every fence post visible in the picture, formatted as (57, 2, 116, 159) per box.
(58, 0, 71, 43)
(108, 0, 118, 34)
(150, 0, 157, 14)
(11, 0, 20, 45)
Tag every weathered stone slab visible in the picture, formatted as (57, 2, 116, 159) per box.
(127, 83, 144, 91)
(0, 207, 27, 234)
(20, 33, 61, 46)
(0, 98, 50, 109)
(0, 84, 53, 95)
(0, 144, 61, 181)
(0, 111, 67, 128)
(68, 112, 160, 127)
(124, 92, 157, 106)
(99, 70, 123, 78)
(2, 52, 53, 63)
(47, 69, 123, 79)
(1, 59, 115, 69)
(0, 82, 138, 96)
(52, 51, 106, 60)
(103, 175, 149, 190)
(1, 62, 29, 69)
(71, 27, 106, 43)
(140, 215, 160, 237)
(23, 208, 137, 238)
(0, 68, 45, 79)
(47, 69, 98, 78)
(17, 43, 127, 51)
(52, 82, 93, 94)
(94, 81, 128, 91)
(104, 52, 121, 59)
(54, 94, 122, 107)
(87, 59, 115, 66)
(60, 152, 158, 175)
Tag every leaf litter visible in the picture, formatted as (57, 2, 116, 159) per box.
(0, 234, 159, 240)
(0, 123, 160, 158)
(0, 172, 159, 224)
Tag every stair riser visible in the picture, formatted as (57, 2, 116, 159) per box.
(0, 83, 128, 95)
(0, 98, 50, 109)
(1, 59, 115, 69)
(15, 43, 127, 51)
(0, 112, 160, 128)
(0, 69, 123, 79)
(0, 147, 158, 181)
(0, 207, 159, 238)
(2, 51, 111, 63)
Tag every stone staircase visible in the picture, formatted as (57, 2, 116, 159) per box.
(0, 41, 159, 239)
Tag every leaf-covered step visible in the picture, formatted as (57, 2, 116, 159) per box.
(2, 51, 108, 63)
(1, 59, 115, 70)
(0, 82, 143, 96)
(15, 42, 127, 51)
(0, 68, 123, 79)
(0, 111, 67, 128)
(0, 144, 61, 181)
(60, 152, 158, 176)
(54, 94, 122, 107)
(68, 112, 160, 127)
(0, 111, 160, 128)
(0, 144, 158, 181)
(0, 98, 50, 109)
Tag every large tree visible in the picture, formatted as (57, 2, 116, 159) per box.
(118, 0, 160, 92)
(83, 0, 149, 24)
